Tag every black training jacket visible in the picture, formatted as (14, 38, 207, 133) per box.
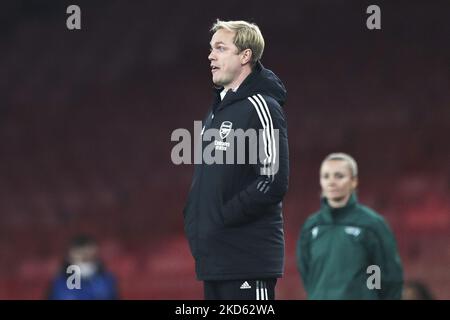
(183, 61, 289, 281)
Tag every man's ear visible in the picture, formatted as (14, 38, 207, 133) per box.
(240, 49, 252, 65)
(352, 177, 359, 190)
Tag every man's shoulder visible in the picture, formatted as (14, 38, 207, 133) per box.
(245, 94, 281, 110)
(244, 94, 286, 127)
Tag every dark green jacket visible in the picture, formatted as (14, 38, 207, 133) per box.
(296, 193, 403, 300)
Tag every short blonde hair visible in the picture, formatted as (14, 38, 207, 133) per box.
(322, 153, 358, 177)
(211, 19, 265, 66)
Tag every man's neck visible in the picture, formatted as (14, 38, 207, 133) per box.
(224, 66, 252, 91)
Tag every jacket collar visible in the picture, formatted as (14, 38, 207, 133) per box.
(211, 61, 264, 111)
(320, 192, 358, 223)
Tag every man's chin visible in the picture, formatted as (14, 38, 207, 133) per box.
(212, 78, 223, 87)
(212, 76, 230, 88)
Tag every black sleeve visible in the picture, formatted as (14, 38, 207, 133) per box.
(221, 94, 289, 227)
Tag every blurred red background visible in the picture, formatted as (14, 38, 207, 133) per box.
(0, 0, 449, 299)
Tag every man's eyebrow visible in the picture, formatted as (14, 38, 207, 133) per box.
(210, 41, 226, 47)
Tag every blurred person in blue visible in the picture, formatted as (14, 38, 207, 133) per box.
(47, 234, 119, 300)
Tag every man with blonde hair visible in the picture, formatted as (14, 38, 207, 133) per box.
(183, 19, 289, 300)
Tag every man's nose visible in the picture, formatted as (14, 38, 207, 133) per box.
(208, 51, 215, 61)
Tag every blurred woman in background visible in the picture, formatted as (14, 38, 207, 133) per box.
(296, 153, 403, 299)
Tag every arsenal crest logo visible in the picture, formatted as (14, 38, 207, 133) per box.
(219, 121, 233, 140)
